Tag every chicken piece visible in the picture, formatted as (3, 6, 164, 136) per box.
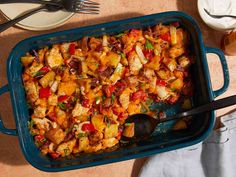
(157, 69, 171, 80)
(164, 58, 177, 72)
(56, 108, 67, 127)
(144, 55, 161, 70)
(155, 24, 170, 35)
(89, 131, 103, 146)
(58, 81, 77, 96)
(106, 51, 121, 68)
(143, 68, 156, 79)
(102, 138, 119, 148)
(73, 137, 89, 153)
(24, 81, 39, 103)
(32, 118, 53, 131)
(169, 45, 185, 58)
(32, 105, 47, 118)
(56, 139, 76, 157)
(45, 45, 64, 68)
(91, 115, 106, 132)
(39, 71, 55, 88)
(178, 56, 191, 68)
(104, 124, 118, 139)
(45, 128, 66, 144)
(72, 101, 89, 117)
(48, 95, 58, 106)
(156, 86, 170, 100)
(21, 56, 34, 67)
(128, 54, 142, 75)
(119, 88, 131, 109)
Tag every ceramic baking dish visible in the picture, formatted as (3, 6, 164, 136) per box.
(0, 11, 229, 172)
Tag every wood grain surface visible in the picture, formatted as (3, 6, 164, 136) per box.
(0, 0, 235, 176)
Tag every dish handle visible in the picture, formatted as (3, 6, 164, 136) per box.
(205, 46, 229, 98)
(0, 84, 17, 136)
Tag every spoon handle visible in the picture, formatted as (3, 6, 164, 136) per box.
(0, 5, 45, 33)
(160, 95, 236, 123)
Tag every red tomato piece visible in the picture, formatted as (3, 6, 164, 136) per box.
(103, 84, 115, 97)
(172, 22, 180, 27)
(82, 123, 96, 132)
(130, 90, 147, 101)
(159, 33, 171, 42)
(143, 49, 154, 60)
(129, 29, 140, 37)
(40, 66, 50, 73)
(34, 135, 45, 142)
(58, 95, 68, 102)
(156, 79, 167, 87)
(69, 43, 76, 55)
(82, 99, 90, 108)
(39, 87, 51, 99)
(50, 152, 60, 159)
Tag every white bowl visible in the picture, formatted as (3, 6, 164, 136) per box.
(198, 0, 236, 31)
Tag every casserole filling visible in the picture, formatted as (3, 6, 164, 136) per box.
(21, 23, 193, 158)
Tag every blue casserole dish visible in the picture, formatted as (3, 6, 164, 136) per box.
(0, 11, 229, 172)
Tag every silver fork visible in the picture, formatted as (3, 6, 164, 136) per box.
(0, 0, 100, 14)
(204, 8, 236, 19)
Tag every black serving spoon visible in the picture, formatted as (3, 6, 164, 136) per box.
(121, 95, 236, 142)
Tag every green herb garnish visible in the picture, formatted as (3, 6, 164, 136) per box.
(58, 102, 66, 110)
(120, 52, 126, 59)
(102, 95, 107, 101)
(95, 96, 101, 104)
(125, 123, 132, 126)
(104, 115, 111, 127)
(115, 33, 124, 38)
(145, 40, 154, 50)
(27, 119, 34, 130)
(111, 93, 116, 104)
(77, 132, 89, 138)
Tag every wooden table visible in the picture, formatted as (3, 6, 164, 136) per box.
(0, 0, 235, 176)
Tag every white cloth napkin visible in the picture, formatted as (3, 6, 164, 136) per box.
(139, 112, 236, 177)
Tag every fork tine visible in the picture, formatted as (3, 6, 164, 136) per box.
(81, 5, 100, 9)
(82, 0, 100, 6)
(76, 8, 100, 12)
(78, 11, 100, 14)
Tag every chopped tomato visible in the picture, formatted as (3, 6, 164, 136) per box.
(171, 22, 180, 27)
(34, 135, 45, 142)
(82, 123, 96, 132)
(39, 87, 51, 99)
(48, 111, 57, 121)
(50, 152, 60, 159)
(159, 33, 171, 42)
(69, 43, 76, 55)
(156, 79, 167, 87)
(129, 29, 140, 38)
(130, 90, 147, 101)
(58, 95, 68, 102)
(122, 67, 130, 77)
(118, 112, 127, 119)
(82, 99, 90, 108)
(143, 49, 154, 60)
(103, 84, 115, 97)
(40, 66, 50, 73)
(112, 107, 120, 116)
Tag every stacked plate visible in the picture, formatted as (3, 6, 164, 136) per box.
(0, 3, 74, 30)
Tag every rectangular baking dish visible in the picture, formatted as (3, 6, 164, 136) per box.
(0, 11, 229, 172)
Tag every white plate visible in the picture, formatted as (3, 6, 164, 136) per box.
(0, 3, 74, 31)
(198, 0, 236, 31)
